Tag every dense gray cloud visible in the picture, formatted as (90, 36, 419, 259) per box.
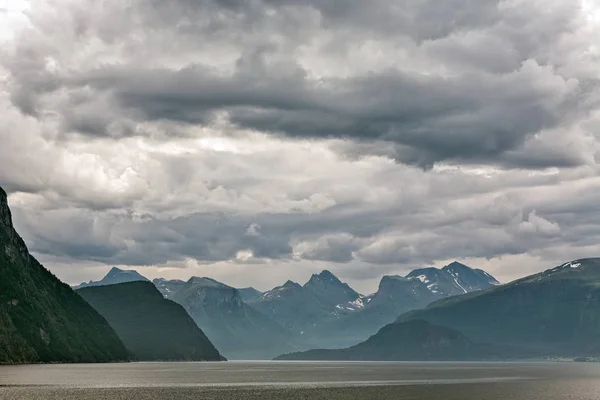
(3, 0, 596, 166)
(0, 0, 599, 292)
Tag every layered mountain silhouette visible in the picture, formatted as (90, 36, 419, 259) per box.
(282, 258, 600, 361)
(168, 277, 298, 359)
(321, 262, 500, 347)
(397, 258, 600, 357)
(77, 281, 224, 361)
(305, 270, 361, 307)
(406, 262, 499, 297)
(247, 264, 498, 349)
(0, 186, 129, 364)
(63, 246, 500, 360)
(147, 264, 498, 355)
(246, 272, 358, 335)
(74, 267, 149, 289)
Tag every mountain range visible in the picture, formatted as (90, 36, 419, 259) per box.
(281, 258, 600, 361)
(169, 277, 298, 360)
(396, 258, 600, 357)
(78, 262, 499, 357)
(244, 263, 498, 349)
(246, 271, 361, 336)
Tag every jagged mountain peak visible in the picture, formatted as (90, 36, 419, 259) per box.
(105, 267, 146, 280)
(379, 275, 410, 286)
(404, 262, 498, 297)
(394, 257, 600, 358)
(73, 266, 148, 289)
(304, 269, 360, 306)
(283, 280, 302, 289)
(442, 261, 472, 272)
(186, 276, 230, 289)
(308, 270, 339, 282)
(171, 276, 295, 359)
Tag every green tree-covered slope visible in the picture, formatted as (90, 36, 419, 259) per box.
(0, 186, 130, 364)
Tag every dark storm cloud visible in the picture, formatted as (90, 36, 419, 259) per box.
(145, 0, 503, 42)
(3, 0, 592, 168)
(8, 178, 578, 269)
(31, 55, 580, 169)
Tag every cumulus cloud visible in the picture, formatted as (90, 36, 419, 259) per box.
(1, 0, 600, 291)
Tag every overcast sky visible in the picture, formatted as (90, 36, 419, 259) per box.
(1, 0, 599, 293)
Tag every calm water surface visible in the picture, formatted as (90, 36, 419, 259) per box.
(1, 361, 599, 399)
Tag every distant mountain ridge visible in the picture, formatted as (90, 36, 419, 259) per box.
(247, 262, 499, 349)
(395, 258, 600, 357)
(406, 262, 499, 297)
(305, 270, 361, 307)
(283, 258, 600, 361)
(169, 277, 298, 360)
(0, 186, 129, 364)
(74, 267, 149, 289)
(75, 261, 499, 358)
(247, 275, 347, 335)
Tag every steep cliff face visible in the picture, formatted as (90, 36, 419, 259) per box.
(0, 187, 130, 364)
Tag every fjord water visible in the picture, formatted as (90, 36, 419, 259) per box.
(1, 361, 600, 399)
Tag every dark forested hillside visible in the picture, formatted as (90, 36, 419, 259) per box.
(77, 281, 225, 361)
(0, 186, 130, 364)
